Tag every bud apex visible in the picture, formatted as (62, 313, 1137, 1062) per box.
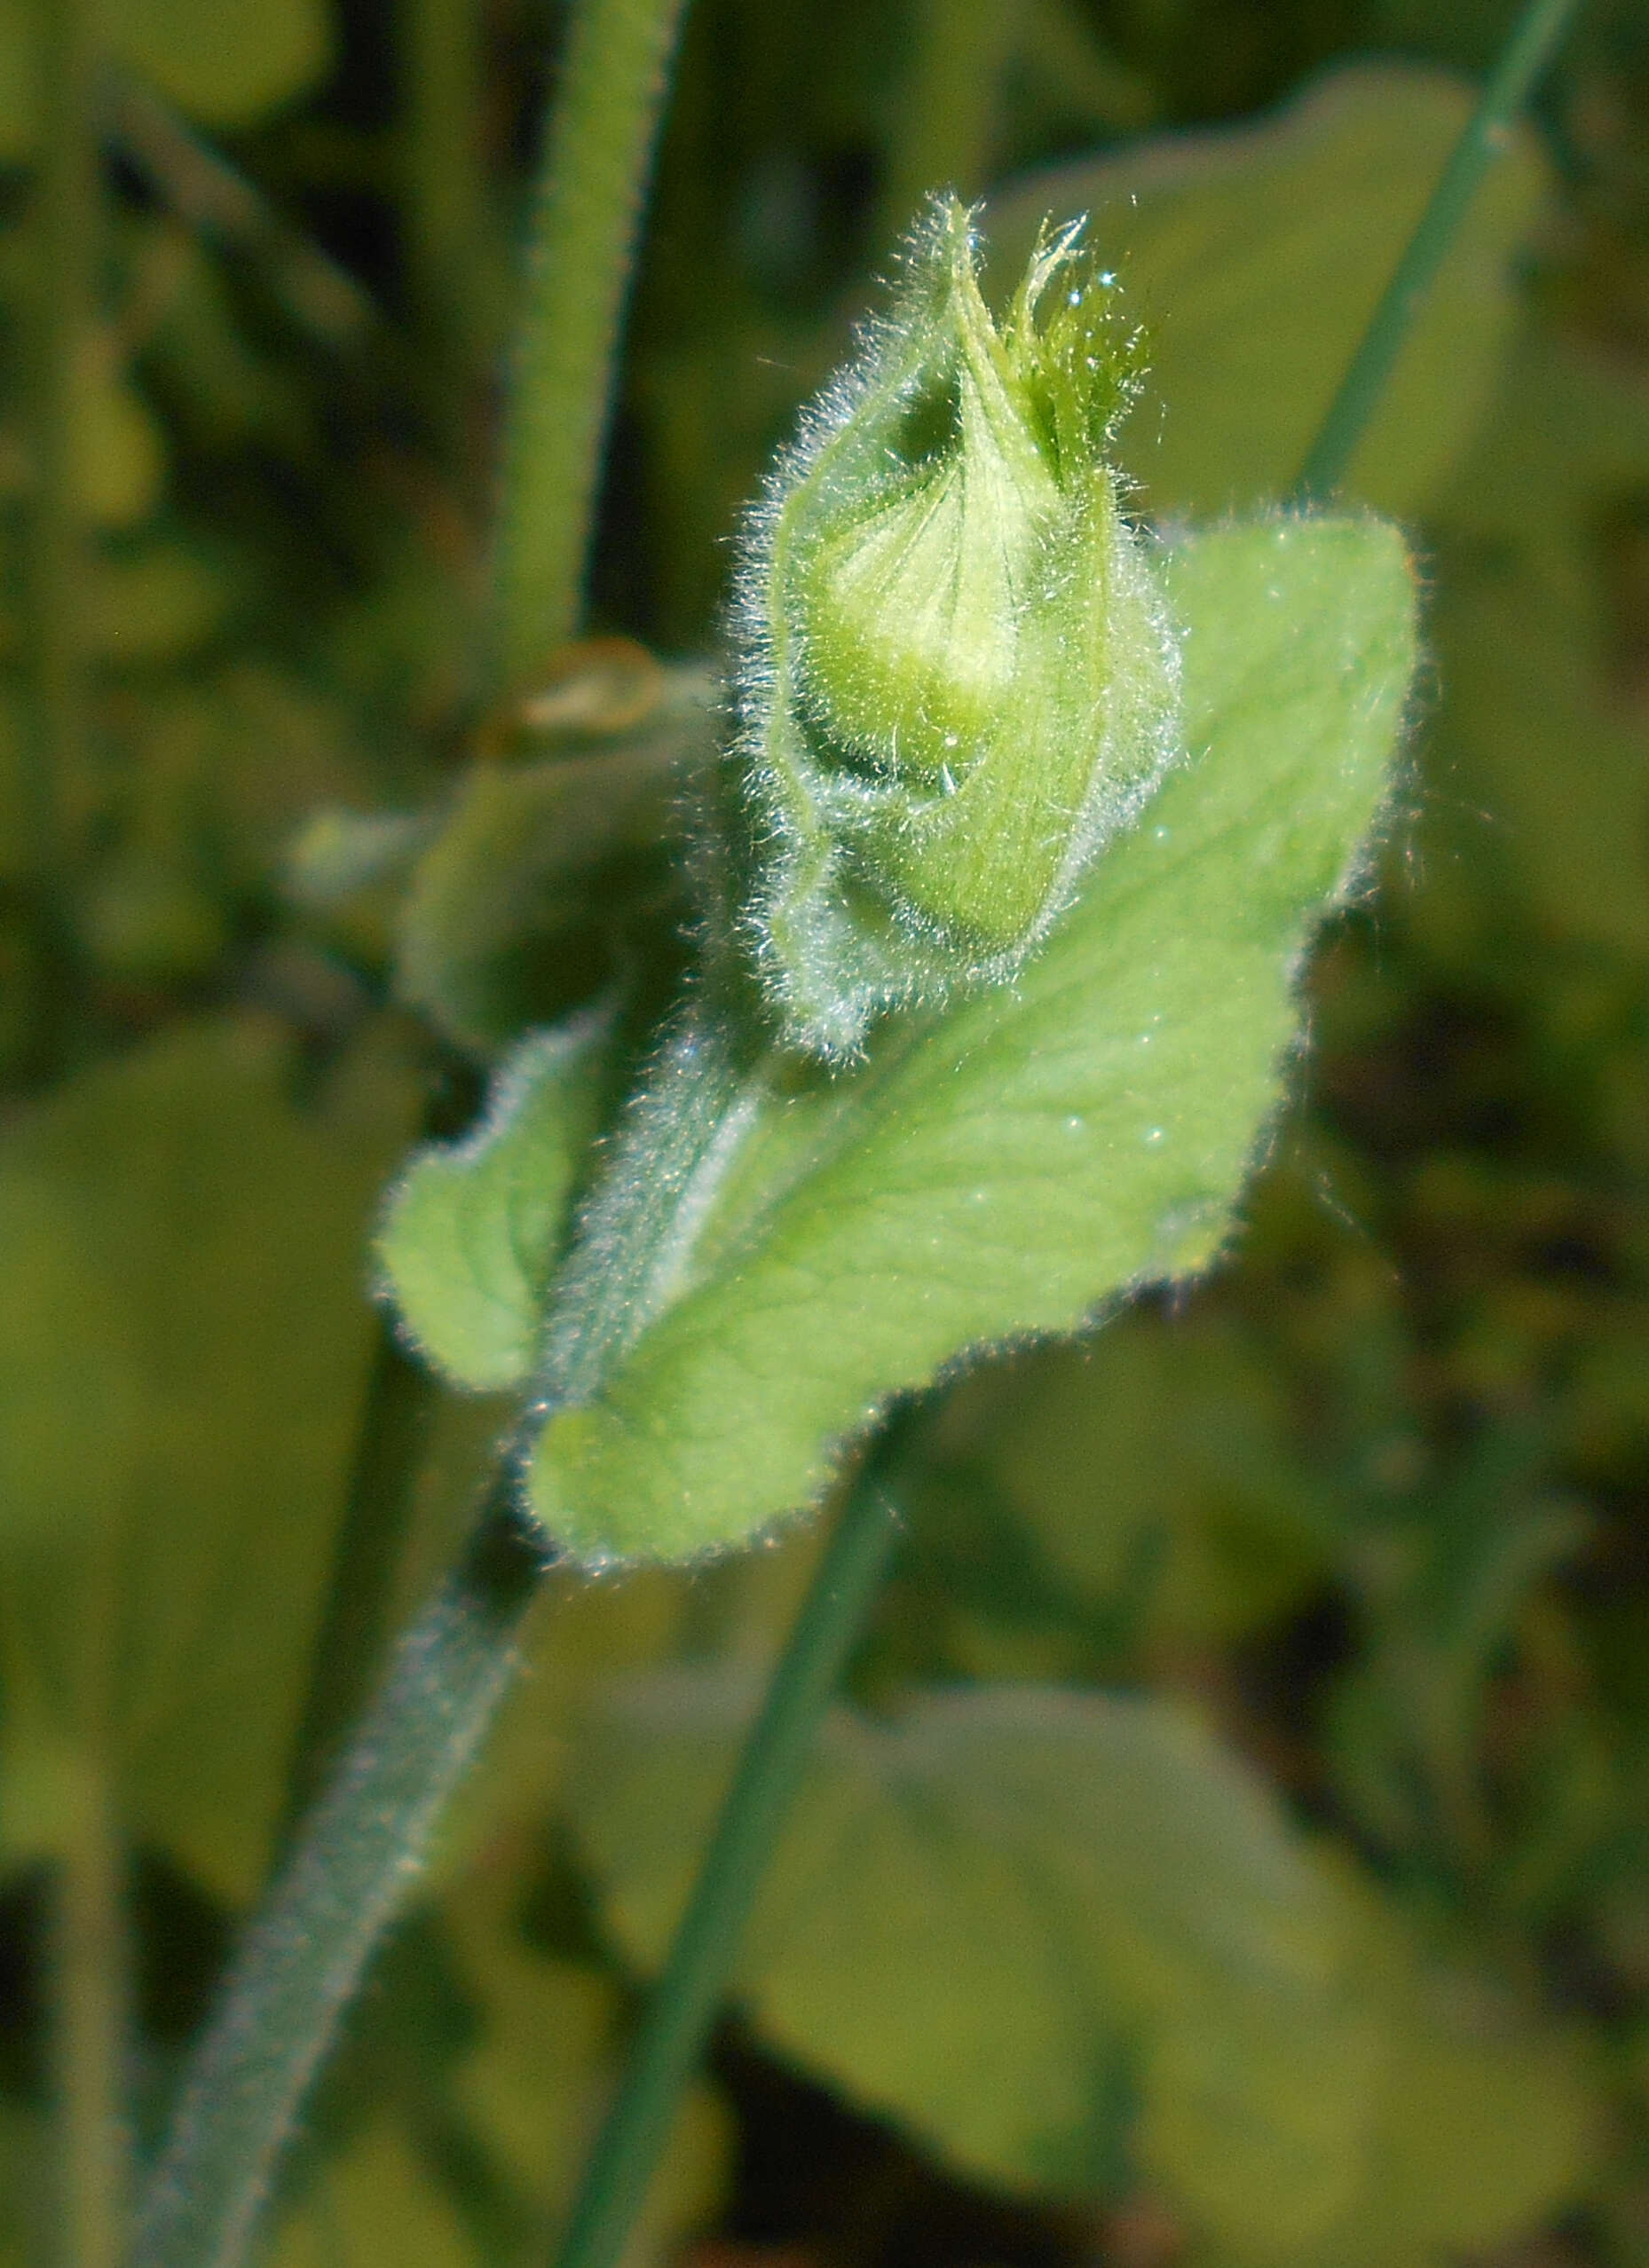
(722, 195, 1182, 1060)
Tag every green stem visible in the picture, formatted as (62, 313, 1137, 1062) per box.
(549, 1445, 905, 2268)
(1290, 0, 1584, 503)
(490, 0, 692, 686)
(276, 1315, 441, 1844)
(27, 0, 99, 1075)
(128, 1476, 553, 2268)
(55, 1758, 130, 2268)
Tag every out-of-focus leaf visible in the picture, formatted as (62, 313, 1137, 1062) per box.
(75, 356, 166, 530)
(529, 518, 1415, 1563)
(445, 1921, 730, 2263)
(0, 2101, 46, 2267)
(1227, 1890, 1598, 2268)
(89, 542, 232, 665)
(988, 64, 1549, 518)
(572, 1673, 1597, 2256)
(378, 1021, 609, 1392)
(0, 1015, 420, 1902)
(941, 1306, 1334, 1645)
(0, 0, 35, 161)
(572, 1675, 1378, 2228)
(395, 678, 710, 1057)
(1418, 333, 1649, 959)
(264, 2121, 474, 2268)
(77, 853, 230, 984)
(287, 809, 436, 908)
(0, 0, 330, 155)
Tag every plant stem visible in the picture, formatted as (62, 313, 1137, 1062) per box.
(549, 1446, 904, 2268)
(1290, 0, 1584, 503)
(490, 0, 692, 687)
(54, 1756, 130, 2268)
(129, 1473, 554, 2268)
(27, 0, 99, 1075)
(277, 1315, 441, 1843)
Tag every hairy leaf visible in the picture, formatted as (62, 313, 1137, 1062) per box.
(529, 516, 1416, 1562)
(378, 1021, 609, 1392)
(989, 64, 1549, 517)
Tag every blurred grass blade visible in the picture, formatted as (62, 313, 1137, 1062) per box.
(107, 73, 376, 350)
(1291, 0, 1583, 502)
(548, 1445, 906, 2268)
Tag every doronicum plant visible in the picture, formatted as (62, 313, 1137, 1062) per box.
(0, 1, 1594, 2265)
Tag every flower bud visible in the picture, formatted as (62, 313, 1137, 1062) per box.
(723, 195, 1182, 1060)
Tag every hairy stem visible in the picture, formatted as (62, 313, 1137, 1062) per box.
(129, 1475, 553, 2268)
(549, 1445, 906, 2268)
(26, 0, 99, 1075)
(276, 1316, 441, 1843)
(1290, 0, 1584, 503)
(490, 0, 692, 685)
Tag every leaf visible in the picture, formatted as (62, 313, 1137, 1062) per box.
(987, 63, 1550, 517)
(89, 542, 232, 665)
(1234, 1890, 1598, 2268)
(444, 1921, 731, 2262)
(394, 681, 710, 1057)
(570, 1676, 1378, 2228)
(943, 1306, 1337, 1646)
(378, 1022, 609, 1392)
(572, 1675, 1597, 2256)
(105, 0, 332, 124)
(1418, 331, 1649, 959)
(0, 1016, 420, 1902)
(264, 2122, 475, 2268)
(0, 0, 331, 152)
(75, 356, 166, 531)
(528, 516, 1416, 1563)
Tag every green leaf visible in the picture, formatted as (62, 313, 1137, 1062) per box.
(89, 540, 233, 665)
(0, 0, 332, 152)
(0, 1016, 419, 1902)
(395, 737, 692, 1058)
(946, 1306, 1337, 1646)
(444, 1919, 731, 2257)
(378, 1022, 609, 1393)
(1232, 1889, 1598, 2268)
(1418, 330, 1649, 959)
(264, 2121, 475, 2268)
(988, 63, 1549, 518)
(572, 1676, 1596, 2256)
(570, 1676, 1378, 2226)
(528, 516, 1416, 1563)
(105, 0, 332, 124)
(74, 356, 166, 530)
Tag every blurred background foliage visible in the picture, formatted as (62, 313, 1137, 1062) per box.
(4, 0, 1649, 2264)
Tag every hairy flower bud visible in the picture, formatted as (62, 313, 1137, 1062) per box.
(722, 195, 1182, 1059)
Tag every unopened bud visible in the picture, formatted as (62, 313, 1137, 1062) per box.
(721, 195, 1182, 1059)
